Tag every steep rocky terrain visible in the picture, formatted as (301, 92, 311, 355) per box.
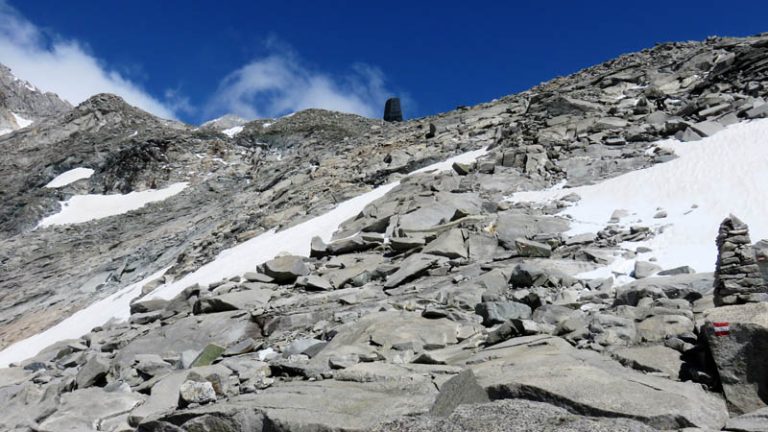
(2, 33, 768, 431)
(0, 65, 70, 135)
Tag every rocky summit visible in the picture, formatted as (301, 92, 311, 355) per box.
(2, 32, 768, 432)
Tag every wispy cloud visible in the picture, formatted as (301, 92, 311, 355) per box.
(0, 1, 177, 119)
(206, 47, 394, 120)
(0, 3, 404, 123)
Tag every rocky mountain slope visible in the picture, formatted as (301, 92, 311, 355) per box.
(1, 33, 768, 431)
(0, 65, 71, 134)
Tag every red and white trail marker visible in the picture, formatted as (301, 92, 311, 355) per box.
(713, 322, 730, 336)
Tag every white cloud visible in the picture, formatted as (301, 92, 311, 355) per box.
(0, 1, 177, 119)
(207, 52, 393, 120)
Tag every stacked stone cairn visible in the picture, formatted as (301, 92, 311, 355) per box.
(714, 215, 768, 306)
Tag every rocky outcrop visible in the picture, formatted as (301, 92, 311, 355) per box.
(714, 215, 768, 305)
(0, 64, 71, 134)
(704, 302, 768, 415)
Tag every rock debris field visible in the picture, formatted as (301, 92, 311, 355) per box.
(3, 33, 768, 431)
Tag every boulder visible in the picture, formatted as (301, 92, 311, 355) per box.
(637, 314, 694, 343)
(396, 203, 458, 233)
(611, 345, 684, 379)
(704, 303, 768, 415)
(615, 273, 714, 305)
(310, 236, 328, 258)
(130, 298, 169, 314)
(261, 255, 310, 284)
(326, 235, 377, 255)
(515, 238, 552, 258)
(690, 120, 725, 137)
(429, 369, 490, 417)
(390, 236, 426, 251)
(284, 338, 327, 357)
(76, 354, 110, 388)
(223, 338, 260, 357)
(633, 261, 662, 279)
(129, 372, 188, 426)
(423, 228, 468, 259)
(190, 344, 226, 367)
(475, 302, 532, 326)
(384, 253, 439, 289)
(179, 380, 217, 405)
(194, 288, 272, 313)
(296, 275, 333, 291)
(495, 212, 569, 249)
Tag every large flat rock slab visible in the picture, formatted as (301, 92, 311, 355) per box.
(116, 311, 260, 366)
(151, 375, 438, 431)
(466, 335, 727, 430)
(375, 399, 660, 432)
(311, 311, 459, 366)
(39, 388, 144, 431)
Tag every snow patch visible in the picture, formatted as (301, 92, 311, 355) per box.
(0, 267, 170, 368)
(44, 167, 94, 188)
(1, 148, 486, 367)
(148, 147, 487, 301)
(38, 183, 188, 227)
(222, 126, 244, 138)
(510, 118, 768, 275)
(12, 113, 33, 129)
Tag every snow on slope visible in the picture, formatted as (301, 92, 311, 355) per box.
(0, 148, 486, 367)
(511, 117, 768, 278)
(222, 126, 244, 137)
(38, 182, 188, 227)
(148, 148, 489, 300)
(0, 268, 170, 368)
(44, 167, 95, 188)
(12, 113, 33, 129)
(0, 112, 33, 136)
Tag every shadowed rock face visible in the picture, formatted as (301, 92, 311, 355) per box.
(4, 33, 768, 431)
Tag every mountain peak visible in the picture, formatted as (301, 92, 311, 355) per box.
(0, 63, 71, 134)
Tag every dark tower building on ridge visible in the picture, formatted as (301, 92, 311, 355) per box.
(383, 97, 403, 122)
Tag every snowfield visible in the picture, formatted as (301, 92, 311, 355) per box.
(148, 148, 489, 300)
(44, 167, 95, 188)
(0, 148, 486, 367)
(12, 112, 33, 129)
(38, 182, 188, 227)
(222, 125, 244, 137)
(511, 117, 768, 278)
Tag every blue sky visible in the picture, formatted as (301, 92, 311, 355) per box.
(1, 1, 767, 124)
